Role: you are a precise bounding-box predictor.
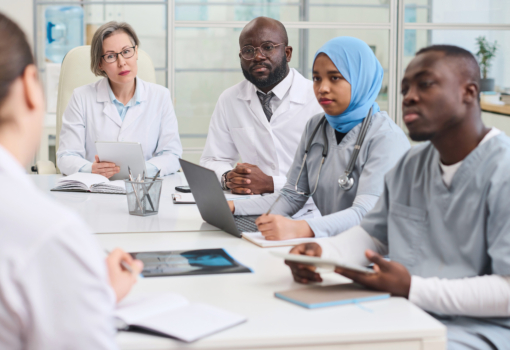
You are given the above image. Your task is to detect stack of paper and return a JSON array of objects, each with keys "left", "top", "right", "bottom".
[{"left": 51, "top": 173, "right": 126, "bottom": 194}]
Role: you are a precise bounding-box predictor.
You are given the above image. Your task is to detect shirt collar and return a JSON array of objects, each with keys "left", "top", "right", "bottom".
[
  {"left": 0, "top": 144, "right": 31, "bottom": 184},
  {"left": 254, "top": 68, "right": 294, "bottom": 101},
  {"left": 107, "top": 77, "right": 141, "bottom": 107}
]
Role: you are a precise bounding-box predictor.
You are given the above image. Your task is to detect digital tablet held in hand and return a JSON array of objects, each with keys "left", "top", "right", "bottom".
[
  {"left": 271, "top": 251, "right": 375, "bottom": 275},
  {"left": 95, "top": 141, "right": 146, "bottom": 181}
]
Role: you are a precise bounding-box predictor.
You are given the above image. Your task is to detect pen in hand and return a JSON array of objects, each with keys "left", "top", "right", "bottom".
[
  {"left": 104, "top": 249, "right": 136, "bottom": 275},
  {"left": 265, "top": 193, "right": 282, "bottom": 215}
]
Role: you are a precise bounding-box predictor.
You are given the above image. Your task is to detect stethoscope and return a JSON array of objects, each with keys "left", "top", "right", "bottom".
[{"left": 294, "top": 107, "right": 373, "bottom": 196}]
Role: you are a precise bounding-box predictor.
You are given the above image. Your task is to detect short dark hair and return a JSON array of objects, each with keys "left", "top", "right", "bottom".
[
  {"left": 416, "top": 44, "right": 480, "bottom": 87},
  {"left": 0, "top": 12, "right": 34, "bottom": 111}
]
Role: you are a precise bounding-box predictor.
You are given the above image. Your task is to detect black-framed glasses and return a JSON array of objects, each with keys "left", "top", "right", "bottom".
[
  {"left": 101, "top": 46, "right": 136, "bottom": 63},
  {"left": 240, "top": 42, "right": 284, "bottom": 60}
]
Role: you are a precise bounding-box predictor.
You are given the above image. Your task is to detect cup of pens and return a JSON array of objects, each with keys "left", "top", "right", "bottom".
[{"left": 124, "top": 168, "right": 163, "bottom": 216}]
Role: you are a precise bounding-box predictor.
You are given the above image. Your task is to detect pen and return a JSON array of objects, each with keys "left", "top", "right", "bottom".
[
  {"left": 265, "top": 193, "right": 282, "bottom": 215},
  {"left": 128, "top": 166, "right": 144, "bottom": 213},
  {"left": 140, "top": 169, "right": 161, "bottom": 209},
  {"left": 104, "top": 249, "right": 133, "bottom": 273}
]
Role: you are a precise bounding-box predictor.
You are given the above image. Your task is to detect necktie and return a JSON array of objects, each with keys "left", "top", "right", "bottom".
[{"left": 257, "top": 91, "right": 274, "bottom": 122}]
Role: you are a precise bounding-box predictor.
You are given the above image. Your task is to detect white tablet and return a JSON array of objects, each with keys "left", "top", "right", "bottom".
[
  {"left": 95, "top": 141, "right": 146, "bottom": 181},
  {"left": 271, "top": 251, "right": 375, "bottom": 275}
]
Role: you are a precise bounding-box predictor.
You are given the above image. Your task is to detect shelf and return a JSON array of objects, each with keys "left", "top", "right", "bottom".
[{"left": 481, "top": 102, "right": 510, "bottom": 116}]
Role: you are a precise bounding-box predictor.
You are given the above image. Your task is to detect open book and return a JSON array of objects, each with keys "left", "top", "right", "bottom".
[
  {"left": 115, "top": 293, "right": 246, "bottom": 342},
  {"left": 51, "top": 173, "right": 126, "bottom": 194},
  {"left": 242, "top": 231, "right": 316, "bottom": 248}
]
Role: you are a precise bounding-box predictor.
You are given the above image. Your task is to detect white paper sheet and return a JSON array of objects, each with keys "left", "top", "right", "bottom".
[{"left": 242, "top": 232, "right": 317, "bottom": 248}]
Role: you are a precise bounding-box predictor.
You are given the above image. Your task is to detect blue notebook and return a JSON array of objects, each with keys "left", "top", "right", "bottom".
[{"left": 275, "top": 283, "right": 390, "bottom": 309}]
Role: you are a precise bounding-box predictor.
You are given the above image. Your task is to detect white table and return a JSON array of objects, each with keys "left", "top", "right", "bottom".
[
  {"left": 29, "top": 174, "right": 219, "bottom": 234},
  {"left": 97, "top": 231, "right": 447, "bottom": 350}
]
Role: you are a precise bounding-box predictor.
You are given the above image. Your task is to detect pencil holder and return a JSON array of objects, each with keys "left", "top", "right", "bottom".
[{"left": 124, "top": 179, "right": 163, "bottom": 216}]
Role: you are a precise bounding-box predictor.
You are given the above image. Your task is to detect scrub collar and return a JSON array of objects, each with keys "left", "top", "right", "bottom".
[{"left": 314, "top": 36, "right": 383, "bottom": 133}]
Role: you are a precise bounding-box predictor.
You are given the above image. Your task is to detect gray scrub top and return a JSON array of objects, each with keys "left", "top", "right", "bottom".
[
  {"left": 361, "top": 134, "right": 510, "bottom": 346},
  {"left": 235, "top": 111, "right": 410, "bottom": 237}
]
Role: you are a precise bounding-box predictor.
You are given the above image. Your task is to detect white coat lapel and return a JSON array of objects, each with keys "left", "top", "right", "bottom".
[
  {"left": 102, "top": 103, "right": 122, "bottom": 128},
  {"left": 96, "top": 78, "right": 122, "bottom": 127},
  {"left": 121, "top": 78, "right": 147, "bottom": 130}
]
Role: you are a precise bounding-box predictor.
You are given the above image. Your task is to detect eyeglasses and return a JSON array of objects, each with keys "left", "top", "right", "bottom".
[
  {"left": 101, "top": 46, "right": 136, "bottom": 63},
  {"left": 240, "top": 42, "right": 284, "bottom": 60}
]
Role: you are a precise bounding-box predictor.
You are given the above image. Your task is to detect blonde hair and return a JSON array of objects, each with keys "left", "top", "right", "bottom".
[{"left": 90, "top": 21, "right": 139, "bottom": 77}]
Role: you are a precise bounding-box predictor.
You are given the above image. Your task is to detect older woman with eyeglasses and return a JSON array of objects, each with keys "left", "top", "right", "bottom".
[{"left": 57, "top": 21, "right": 182, "bottom": 177}]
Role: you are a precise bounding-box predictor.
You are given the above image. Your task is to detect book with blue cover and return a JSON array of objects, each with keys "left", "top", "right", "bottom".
[{"left": 275, "top": 283, "right": 390, "bottom": 309}]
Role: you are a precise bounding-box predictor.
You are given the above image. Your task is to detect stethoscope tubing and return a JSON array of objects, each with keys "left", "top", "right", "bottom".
[{"left": 294, "top": 107, "right": 374, "bottom": 195}]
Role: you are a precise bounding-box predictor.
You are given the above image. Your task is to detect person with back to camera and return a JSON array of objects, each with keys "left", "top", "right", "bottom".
[
  {"left": 0, "top": 13, "right": 143, "bottom": 349},
  {"left": 228, "top": 37, "right": 410, "bottom": 240},
  {"left": 57, "top": 21, "right": 182, "bottom": 177}
]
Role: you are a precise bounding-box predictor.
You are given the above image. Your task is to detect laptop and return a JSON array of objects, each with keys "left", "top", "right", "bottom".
[{"left": 179, "top": 159, "right": 259, "bottom": 238}]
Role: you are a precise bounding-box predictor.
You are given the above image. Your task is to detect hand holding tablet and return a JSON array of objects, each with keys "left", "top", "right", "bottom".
[{"left": 271, "top": 251, "right": 375, "bottom": 275}]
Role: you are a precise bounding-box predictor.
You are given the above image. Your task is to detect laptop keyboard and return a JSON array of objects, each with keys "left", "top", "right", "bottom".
[{"left": 234, "top": 216, "right": 258, "bottom": 232}]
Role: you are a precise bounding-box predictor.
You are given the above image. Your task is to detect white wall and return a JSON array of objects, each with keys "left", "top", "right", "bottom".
[{"left": 0, "top": 0, "right": 34, "bottom": 48}]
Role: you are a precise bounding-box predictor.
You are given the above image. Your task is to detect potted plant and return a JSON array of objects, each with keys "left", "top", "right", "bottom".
[{"left": 475, "top": 36, "right": 498, "bottom": 92}]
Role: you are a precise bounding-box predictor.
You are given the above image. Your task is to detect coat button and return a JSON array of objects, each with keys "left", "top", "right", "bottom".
[{"left": 271, "top": 164, "right": 276, "bottom": 170}]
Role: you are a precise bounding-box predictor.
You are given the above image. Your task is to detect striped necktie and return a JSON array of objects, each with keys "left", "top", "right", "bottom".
[{"left": 257, "top": 91, "right": 274, "bottom": 122}]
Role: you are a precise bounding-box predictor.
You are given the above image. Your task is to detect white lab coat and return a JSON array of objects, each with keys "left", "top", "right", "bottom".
[
  {"left": 57, "top": 77, "right": 182, "bottom": 176},
  {"left": 0, "top": 145, "right": 117, "bottom": 349},
  {"left": 200, "top": 68, "right": 323, "bottom": 215}
]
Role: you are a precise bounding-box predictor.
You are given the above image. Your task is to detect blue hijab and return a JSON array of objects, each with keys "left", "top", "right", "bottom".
[{"left": 314, "top": 36, "right": 383, "bottom": 133}]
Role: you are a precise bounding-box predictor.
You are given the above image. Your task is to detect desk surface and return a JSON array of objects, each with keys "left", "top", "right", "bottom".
[
  {"left": 481, "top": 101, "right": 510, "bottom": 116},
  {"left": 97, "top": 231, "right": 446, "bottom": 350},
  {"left": 29, "top": 174, "right": 219, "bottom": 234}
]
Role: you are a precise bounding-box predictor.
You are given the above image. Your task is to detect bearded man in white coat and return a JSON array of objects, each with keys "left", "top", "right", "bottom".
[{"left": 200, "top": 17, "right": 323, "bottom": 218}]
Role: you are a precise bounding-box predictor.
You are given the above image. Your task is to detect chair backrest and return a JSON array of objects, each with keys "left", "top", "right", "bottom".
[{"left": 55, "top": 45, "right": 156, "bottom": 171}]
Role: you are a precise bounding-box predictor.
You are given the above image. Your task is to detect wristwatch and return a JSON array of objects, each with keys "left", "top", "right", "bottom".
[{"left": 221, "top": 170, "right": 231, "bottom": 190}]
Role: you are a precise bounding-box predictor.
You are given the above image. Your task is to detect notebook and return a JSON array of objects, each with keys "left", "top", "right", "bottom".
[
  {"left": 51, "top": 173, "right": 126, "bottom": 194},
  {"left": 115, "top": 293, "right": 247, "bottom": 342},
  {"left": 242, "top": 232, "right": 316, "bottom": 248},
  {"left": 172, "top": 192, "right": 251, "bottom": 204},
  {"left": 275, "top": 283, "right": 390, "bottom": 309}
]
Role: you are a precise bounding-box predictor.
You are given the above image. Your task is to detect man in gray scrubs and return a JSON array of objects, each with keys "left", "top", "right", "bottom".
[{"left": 286, "top": 45, "right": 510, "bottom": 349}]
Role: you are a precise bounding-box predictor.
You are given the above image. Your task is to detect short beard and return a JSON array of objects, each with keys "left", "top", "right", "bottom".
[
  {"left": 409, "top": 131, "right": 434, "bottom": 142},
  {"left": 242, "top": 56, "right": 288, "bottom": 89}
]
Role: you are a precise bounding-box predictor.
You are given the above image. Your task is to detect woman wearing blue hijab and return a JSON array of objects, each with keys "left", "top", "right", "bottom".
[{"left": 229, "top": 36, "right": 410, "bottom": 240}]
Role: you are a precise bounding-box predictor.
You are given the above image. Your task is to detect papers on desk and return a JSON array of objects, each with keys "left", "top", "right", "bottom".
[
  {"left": 172, "top": 192, "right": 251, "bottom": 204},
  {"left": 115, "top": 293, "right": 247, "bottom": 342},
  {"left": 51, "top": 173, "right": 126, "bottom": 194},
  {"left": 242, "top": 232, "right": 316, "bottom": 248}
]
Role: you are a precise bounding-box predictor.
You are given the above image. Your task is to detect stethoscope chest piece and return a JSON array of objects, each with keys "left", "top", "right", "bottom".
[{"left": 338, "top": 173, "right": 354, "bottom": 191}]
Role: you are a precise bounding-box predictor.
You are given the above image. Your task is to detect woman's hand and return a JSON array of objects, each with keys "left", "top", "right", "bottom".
[
  {"left": 92, "top": 155, "right": 120, "bottom": 178},
  {"left": 106, "top": 248, "right": 144, "bottom": 302},
  {"left": 285, "top": 243, "right": 323, "bottom": 284},
  {"left": 255, "top": 214, "right": 314, "bottom": 240}
]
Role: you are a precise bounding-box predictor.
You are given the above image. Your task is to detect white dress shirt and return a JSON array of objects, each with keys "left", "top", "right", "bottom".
[
  {"left": 57, "top": 77, "right": 182, "bottom": 177},
  {"left": 0, "top": 145, "right": 118, "bottom": 349},
  {"left": 200, "top": 68, "right": 324, "bottom": 216}
]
